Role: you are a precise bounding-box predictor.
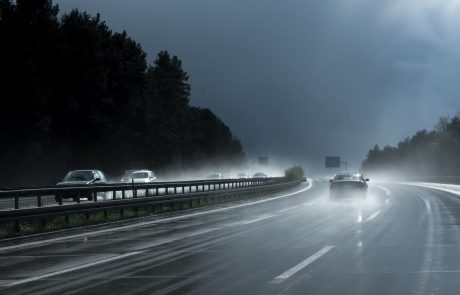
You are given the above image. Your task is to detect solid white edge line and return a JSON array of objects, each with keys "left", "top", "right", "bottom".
[
  {"left": 374, "top": 185, "right": 391, "bottom": 196},
  {"left": 2, "top": 251, "right": 142, "bottom": 287},
  {"left": 365, "top": 210, "right": 381, "bottom": 222},
  {"left": 272, "top": 246, "right": 334, "bottom": 283},
  {"left": 403, "top": 182, "right": 460, "bottom": 197},
  {"left": 0, "top": 180, "right": 313, "bottom": 253}
]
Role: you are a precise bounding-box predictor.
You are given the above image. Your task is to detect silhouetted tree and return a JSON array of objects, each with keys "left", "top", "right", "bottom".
[
  {"left": 362, "top": 116, "right": 460, "bottom": 176},
  {"left": 0, "top": 1, "right": 245, "bottom": 187}
]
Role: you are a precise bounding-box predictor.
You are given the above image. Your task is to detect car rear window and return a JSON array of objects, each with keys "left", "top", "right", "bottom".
[{"left": 334, "top": 174, "right": 361, "bottom": 181}]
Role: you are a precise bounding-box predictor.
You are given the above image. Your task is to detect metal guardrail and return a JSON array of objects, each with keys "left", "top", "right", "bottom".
[
  {"left": 0, "top": 177, "right": 306, "bottom": 236},
  {"left": 0, "top": 177, "right": 297, "bottom": 212}
]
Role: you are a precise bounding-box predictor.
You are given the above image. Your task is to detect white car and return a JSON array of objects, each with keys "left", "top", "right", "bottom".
[
  {"left": 253, "top": 172, "right": 268, "bottom": 178},
  {"left": 206, "top": 173, "right": 223, "bottom": 180},
  {"left": 237, "top": 172, "right": 250, "bottom": 179},
  {"left": 128, "top": 170, "right": 157, "bottom": 183}
]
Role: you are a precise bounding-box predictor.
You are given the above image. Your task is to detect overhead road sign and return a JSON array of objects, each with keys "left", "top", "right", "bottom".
[{"left": 325, "top": 156, "right": 340, "bottom": 168}]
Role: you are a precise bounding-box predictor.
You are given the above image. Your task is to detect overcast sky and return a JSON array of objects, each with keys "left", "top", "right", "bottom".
[{"left": 56, "top": 0, "right": 460, "bottom": 172}]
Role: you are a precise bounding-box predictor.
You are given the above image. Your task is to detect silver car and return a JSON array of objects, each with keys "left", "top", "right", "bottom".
[
  {"left": 253, "top": 172, "right": 268, "bottom": 178},
  {"left": 206, "top": 173, "right": 223, "bottom": 180},
  {"left": 237, "top": 172, "right": 250, "bottom": 179},
  {"left": 128, "top": 170, "right": 157, "bottom": 183}
]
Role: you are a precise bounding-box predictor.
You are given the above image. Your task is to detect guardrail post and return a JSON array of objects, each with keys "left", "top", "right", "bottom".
[
  {"left": 37, "top": 194, "right": 42, "bottom": 207},
  {"left": 155, "top": 187, "right": 158, "bottom": 196},
  {"left": 122, "top": 189, "right": 126, "bottom": 199},
  {"left": 14, "top": 194, "right": 19, "bottom": 209},
  {"left": 113, "top": 190, "right": 116, "bottom": 200},
  {"left": 165, "top": 186, "right": 169, "bottom": 195},
  {"left": 146, "top": 188, "right": 149, "bottom": 198},
  {"left": 93, "top": 191, "right": 97, "bottom": 202}
]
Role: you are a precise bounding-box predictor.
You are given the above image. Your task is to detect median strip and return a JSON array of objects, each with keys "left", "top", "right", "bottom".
[{"left": 0, "top": 181, "right": 312, "bottom": 252}]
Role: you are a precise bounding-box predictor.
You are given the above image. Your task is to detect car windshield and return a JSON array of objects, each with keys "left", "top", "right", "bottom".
[
  {"left": 132, "top": 172, "right": 148, "bottom": 179},
  {"left": 63, "top": 171, "right": 93, "bottom": 182}
]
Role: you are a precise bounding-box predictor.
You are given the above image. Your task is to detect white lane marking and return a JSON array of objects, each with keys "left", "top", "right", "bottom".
[
  {"left": 303, "top": 200, "right": 319, "bottom": 207},
  {"left": 364, "top": 210, "right": 381, "bottom": 222},
  {"left": 375, "top": 185, "right": 391, "bottom": 196},
  {"left": 239, "top": 214, "right": 276, "bottom": 225},
  {"left": 413, "top": 192, "right": 433, "bottom": 215},
  {"left": 272, "top": 246, "right": 335, "bottom": 283},
  {"left": 0, "top": 181, "right": 313, "bottom": 253},
  {"left": 278, "top": 207, "right": 297, "bottom": 213},
  {"left": 2, "top": 226, "right": 224, "bottom": 287},
  {"left": 2, "top": 251, "right": 142, "bottom": 287},
  {"left": 224, "top": 214, "right": 276, "bottom": 227}
]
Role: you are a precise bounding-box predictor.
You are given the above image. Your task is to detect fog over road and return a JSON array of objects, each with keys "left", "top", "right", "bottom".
[{"left": 1, "top": 180, "right": 460, "bottom": 294}]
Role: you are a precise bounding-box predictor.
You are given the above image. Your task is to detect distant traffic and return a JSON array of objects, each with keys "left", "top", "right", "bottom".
[{"left": 55, "top": 169, "right": 271, "bottom": 192}]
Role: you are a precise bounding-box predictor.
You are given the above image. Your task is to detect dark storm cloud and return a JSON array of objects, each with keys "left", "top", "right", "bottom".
[{"left": 56, "top": 0, "right": 460, "bottom": 172}]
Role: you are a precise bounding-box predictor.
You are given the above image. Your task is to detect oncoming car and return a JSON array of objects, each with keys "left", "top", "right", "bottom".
[
  {"left": 120, "top": 170, "right": 136, "bottom": 183},
  {"left": 55, "top": 170, "right": 107, "bottom": 202},
  {"left": 206, "top": 173, "right": 223, "bottom": 180},
  {"left": 253, "top": 172, "right": 268, "bottom": 178},
  {"left": 329, "top": 172, "right": 369, "bottom": 200},
  {"left": 130, "top": 170, "right": 157, "bottom": 183},
  {"left": 237, "top": 172, "right": 250, "bottom": 179}
]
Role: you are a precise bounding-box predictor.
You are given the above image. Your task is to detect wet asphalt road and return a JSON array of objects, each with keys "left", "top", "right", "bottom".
[{"left": 1, "top": 179, "right": 460, "bottom": 294}]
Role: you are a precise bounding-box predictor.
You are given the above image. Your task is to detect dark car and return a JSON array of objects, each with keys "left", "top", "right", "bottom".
[
  {"left": 329, "top": 172, "right": 369, "bottom": 200},
  {"left": 55, "top": 170, "right": 107, "bottom": 202}
]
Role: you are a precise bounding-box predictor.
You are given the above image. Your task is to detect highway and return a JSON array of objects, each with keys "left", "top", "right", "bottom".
[{"left": 1, "top": 179, "right": 460, "bottom": 294}]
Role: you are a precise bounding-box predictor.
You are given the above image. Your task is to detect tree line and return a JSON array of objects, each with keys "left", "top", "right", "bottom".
[
  {"left": 0, "top": 0, "right": 245, "bottom": 186},
  {"left": 362, "top": 115, "right": 460, "bottom": 176}
]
